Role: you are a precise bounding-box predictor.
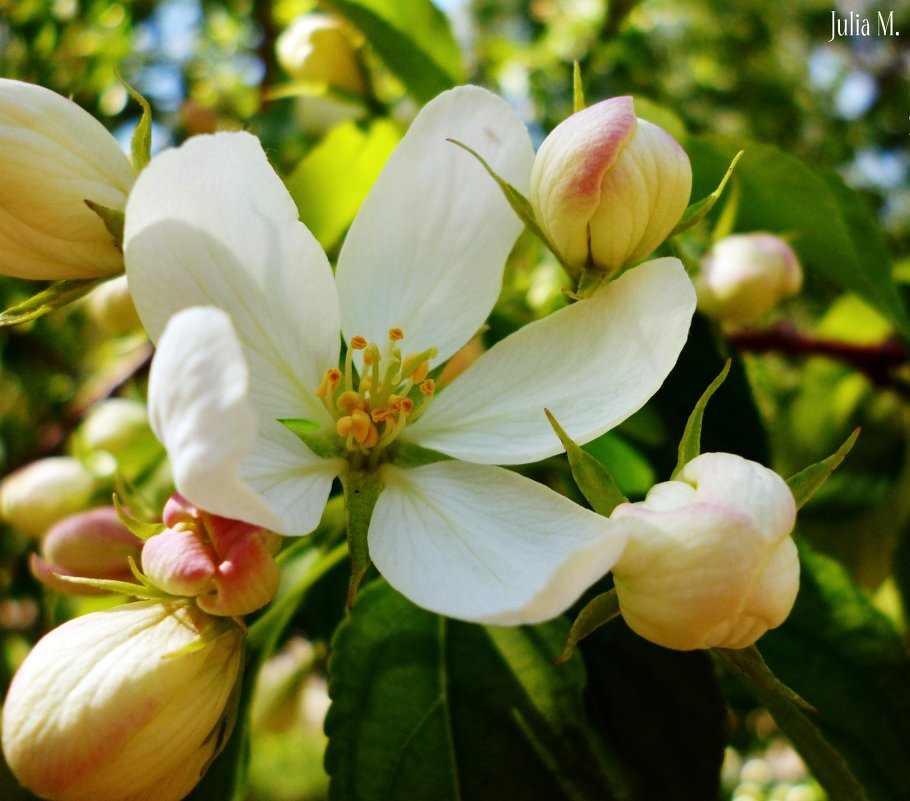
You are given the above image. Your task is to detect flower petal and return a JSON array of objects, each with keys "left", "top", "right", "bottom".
[
  {"left": 335, "top": 86, "right": 534, "bottom": 364},
  {"left": 369, "top": 461, "right": 627, "bottom": 624},
  {"left": 149, "top": 307, "right": 341, "bottom": 534},
  {"left": 407, "top": 258, "right": 695, "bottom": 464},
  {"left": 125, "top": 131, "right": 340, "bottom": 429}
]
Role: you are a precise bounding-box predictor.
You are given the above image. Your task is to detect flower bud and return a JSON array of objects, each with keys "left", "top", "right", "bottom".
[
  {"left": 0, "top": 457, "right": 96, "bottom": 539},
  {"left": 277, "top": 14, "right": 365, "bottom": 96},
  {"left": 0, "top": 79, "right": 135, "bottom": 280},
  {"left": 85, "top": 275, "right": 144, "bottom": 335},
  {"left": 1, "top": 601, "right": 243, "bottom": 801},
  {"left": 30, "top": 506, "right": 143, "bottom": 594},
  {"left": 530, "top": 96, "right": 691, "bottom": 277},
  {"left": 695, "top": 233, "right": 803, "bottom": 324},
  {"left": 78, "top": 398, "right": 158, "bottom": 475},
  {"left": 142, "top": 494, "right": 282, "bottom": 616},
  {"left": 610, "top": 453, "right": 799, "bottom": 651}
]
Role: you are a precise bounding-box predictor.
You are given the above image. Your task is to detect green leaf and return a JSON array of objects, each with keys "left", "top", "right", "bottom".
[
  {"left": 121, "top": 76, "right": 153, "bottom": 172},
  {"left": 322, "top": 0, "right": 463, "bottom": 103},
  {"left": 787, "top": 428, "right": 860, "bottom": 509},
  {"left": 545, "top": 409, "right": 627, "bottom": 516},
  {"left": 0, "top": 277, "right": 105, "bottom": 327},
  {"left": 687, "top": 136, "right": 910, "bottom": 338},
  {"left": 113, "top": 493, "right": 165, "bottom": 540},
  {"left": 326, "top": 581, "right": 617, "bottom": 801},
  {"left": 758, "top": 544, "right": 910, "bottom": 801},
  {"left": 672, "top": 358, "right": 731, "bottom": 478},
  {"left": 670, "top": 150, "right": 743, "bottom": 236},
  {"left": 716, "top": 644, "right": 868, "bottom": 801},
  {"left": 285, "top": 119, "right": 400, "bottom": 252},
  {"left": 582, "top": 622, "right": 726, "bottom": 801},
  {"left": 557, "top": 589, "right": 620, "bottom": 663},
  {"left": 448, "top": 139, "right": 572, "bottom": 274},
  {"left": 582, "top": 432, "right": 656, "bottom": 498}
]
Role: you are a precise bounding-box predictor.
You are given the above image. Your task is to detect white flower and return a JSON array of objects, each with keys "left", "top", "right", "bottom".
[
  {"left": 0, "top": 79, "right": 134, "bottom": 279},
  {"left": 124, "top": 86, "right": 696, "bottom": 625},
  {"left": 1, "top": 601, "right": 243, "bottom": 801},
  {"left": 610, "top": 452, "right": 800, "bottom": 651}
]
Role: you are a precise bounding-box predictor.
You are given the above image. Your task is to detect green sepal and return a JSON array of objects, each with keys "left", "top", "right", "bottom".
[
  {"left": 572, "top": 60, "right": 585, "bottom": 112},
  {"left": 120, "top": 73, "right": 153, "bottom": 172},
  {"left": 386, "top": 438, "right": 451, "bottom": 468},
  {"left": 50, "top": 572, "right": 173, "bottom": 600},
  {"left": 556, "top": 589, "right": 621, "bottom": 664},
  {"left": 340, "top": 469, "right": 383, "bottom": 608},
  {"left": 787, "top": 428, "right": 860, "bottom": 510},
  {"left": 545, "top": 408, "right": 627, "bottom": 516},
  {"left": 446, "top": 138, "right": 574, "bottom": 275},
  {"left": 164, "top": 614, "right": 245, "bottom": 660},
  {"left": 670, "top": 150, "right": 744, "bottom": 236},
  {"left": 113, "top": 493, "right": 166, "bottom": 540},
  {"left": 671, "top": 358, "right": 731, "bottom": 478},
  {"left": 84, "top": 200, "right": 125, "bottom": 250},
  {"left": 0, "top": 278, "right": 105, "bottom": 327},
  {"left": 714, "top": 646, "right": 870, "bottom": 801},
  {"left": 278, "top": 418, "right": 346, "bottom": 459}
]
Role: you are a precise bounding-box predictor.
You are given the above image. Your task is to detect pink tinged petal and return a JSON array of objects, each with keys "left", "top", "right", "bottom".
[
  {"left": 407, "top": 258, "right": 696, "bottom": 465},
  {"left": 142, "top": 527, "right": 217, "bottom": 597},
  {"left": 335, "top": 86, "right": 535, "bottom": 365},
  {"left": 0, "top": 78, "right": 134, "bottom": 279},
  {"left": 124, "top": 131, "right": 341, "bottom": 430},
  {"left": 529, "top": 96, "right": 637, "bottom": 268},
  {"left": 148, "top": 307, "right": 287, "bottom": 532},
  {"left": 370, "top": 461, "right": 628, "bottom": 625},
  {"left": 199, "top": 524, "right": 281, "bottom": 616}
]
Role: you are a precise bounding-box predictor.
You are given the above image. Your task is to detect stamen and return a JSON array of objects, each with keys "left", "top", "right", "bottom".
[
  {"left": 350, "top": 336, "right": 368, "bottom": 350},
  {"left": 419, "top": 379, "right": 436, "bottom": 396},
  {"left": 337, "top": 391, "right": 366, "bottom": 413},
  {"left": 316, "top": 368, "right": 342, "bottom": 398},
  {"left": 388, "top": 327, "right": 404, "bottom": 342}
]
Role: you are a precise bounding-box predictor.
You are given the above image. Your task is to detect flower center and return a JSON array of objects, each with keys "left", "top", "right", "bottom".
[{"left": 316, "top": 328, "right": 437, "bottom": 467}]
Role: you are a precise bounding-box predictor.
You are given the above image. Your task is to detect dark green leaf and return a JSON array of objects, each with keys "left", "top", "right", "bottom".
[
  {"left": 758, "top": 544, "right": 910, "bottom": 801},
  {"left": 787, "top": 428, "right": 860, "bottom": 509},
  {"left": 672, "top": 358, "right": 731, "bottom": 478},
  {"left": 0, "top": 278, "right": 104, "bottom": 327},
  {"left": 545, "top": 409, "right": 627, "bottom": 516},
  {"left": 326, "top": 581, "right": 617, "bottom": 801},
  {"left": 687, "top": 137, "right": 910, "bottom": 337},
  {"left": 322, "top": 0, "right": 463, "bottom": 103},
  {"left": 670, "top": 151, "right": 743, "bottom": 236}
]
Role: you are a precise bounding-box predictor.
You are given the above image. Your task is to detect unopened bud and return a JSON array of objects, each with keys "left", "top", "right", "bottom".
[
  {"left": 30, "top": 506, "right": 143, "bottom": 594},
  {"left": 277, "top": 14, "right": 365, "bottom": 96},
  {"left": 610, "top": 453, "right": 799, "bottom": 651},
  {"left": 1, "top": 601, "right": 243, "bottom": 801},
  {"left": 85, "top": 275, "right": 144, "bottom": 335},
  {"left": 0, "top": 457, "right": 96, "bottom": 539},
  {"left": 696, "top": 233, "right": 803, "bottom": 324},
  {"left": 143, "top": 494, "right": 282, "bottom": 616},
  {"left": 78, "top": 397, "right": 157, "bottom": 473},
  {"left": 530, "top": 96, "right": 691, "bottom": 277},
  {"left": 0, "top": 79, "right": 134, "bottom": 280}
]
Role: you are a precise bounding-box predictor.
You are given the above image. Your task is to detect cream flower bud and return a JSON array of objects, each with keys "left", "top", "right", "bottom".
[
  {"left": 79, "top": 398, "right": 155, "bottom": 460},
  {"left": 142, "top": 494, "right": 282, "bottom": 616},
  {"left": 530, "top": 96, "right": 692, "bottom": 276},
  {"left": 85, "top": 275, "right": 144, "bottom": 334},
  {"left": 696, "top": 233, "right": 803, "bottom": 323},
  {"left": 610, "top": 453, "right": 799, "bottom": 651},
  {"left": 30, "top": 506, "right": 143, "bottom": 594},
  {"left": 0, "top": 79, "right": 135, "bottom": 279},
  {"left": 1, "top": 601, "right": 243, "bottom": 801},
  {"left": 0, "top": 457, "right": 96, "bottom": 539},
  {"left": 276, "top": 14, "right": 365, "bottom": 96}
]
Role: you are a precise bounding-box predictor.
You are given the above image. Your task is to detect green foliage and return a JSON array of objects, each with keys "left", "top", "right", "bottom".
[
  {"left": 0, "top": 279, "right": 104, "bottom": 328},
  {"left": 325, "top": 580, "right": 617, "bottom": 801},
  {"left": 672, "top": 359, "right": 731, "bottom": 478}
]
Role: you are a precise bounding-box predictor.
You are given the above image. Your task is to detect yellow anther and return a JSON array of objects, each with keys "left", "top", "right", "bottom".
[
  {"left": 338, "top": 409, "right": 374, "bottom": 444},
  {"left": 363, "top": 350, "right": 373, "bottom": 366},
  {"left": 316, "top": 368, "right": 342, "bottom": 398},
  {"left": 420, "top": 379, "right": 436, "bottom": 396},
  {"left": 336, "top": 416, "right": 355, "bottom": 438},
  {"left": 350, "top": 336, "right": 368, "bottom": 350},
  {"left": 371, "top": 408, "right": 393, "bottom": 423},
  {"left": 388, "top": 328, "right": 404, "bottom": 342},
  {"left": 389, "top": 395, "right": 414, "bottom": 415},
  {"left": 359, "top": 376, "right": 373, "bottom": 393},
  {"left": 402, "top": 354, "right": 430, "bottom": 383},
  {"left": 337, "top": 390, "right": 366, "bottom": 413},
  {"left": 362, "top": 424, "right": 380, "bottom": 449}
]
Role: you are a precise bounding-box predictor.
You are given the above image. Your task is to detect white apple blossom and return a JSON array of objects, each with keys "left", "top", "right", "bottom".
[{"left": 124, "top": 86, "right": 696, "bottom": 625}]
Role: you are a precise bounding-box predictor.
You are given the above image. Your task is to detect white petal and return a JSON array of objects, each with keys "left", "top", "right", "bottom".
[
  {"left": 125, "top": 132, "right": 340, "bottom": 429},
  {"left": 407, "top": 258, "right": 695, "bottom": 464},
  {"left": 369, "top": 461, "right": 627, "bottom": 624},
  {"left": 149, "top": 308, "right": 341, "bottom": 534},
  {"left": 335, "top": 86, "right": 534, "bottom": 364}
]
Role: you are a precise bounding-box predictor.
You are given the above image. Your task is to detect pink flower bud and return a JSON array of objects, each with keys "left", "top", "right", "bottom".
[
  {"left": 1, "top": 601, "right": 243, "bottom": 801},
  {"left": 696, "top": 233, "right": 803, "bottom": 323},
  {"left": 30, "top": 506, "right": 143, "bottom": 594},
  {"left": 530, "top": 96, "right": 692, "bottom": 276},
  {"left": 610, "top": 453, "right": 799, "bottom": 651},
  {"left": 142, "top": 494, "right": 281, "bottom": 616}
]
